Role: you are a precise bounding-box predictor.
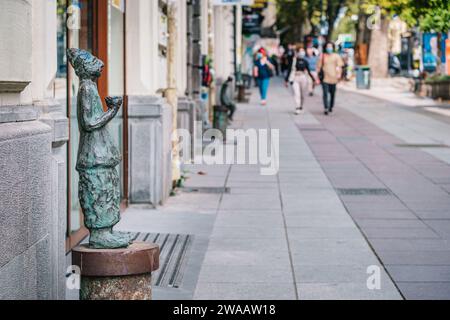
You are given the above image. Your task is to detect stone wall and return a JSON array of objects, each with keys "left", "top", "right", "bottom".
[
  {"left": 0, "top": 0, "right": 67, "bottom": 299},
  {"left": 0, "top": 121, "right": 52, "bottom": 299}
]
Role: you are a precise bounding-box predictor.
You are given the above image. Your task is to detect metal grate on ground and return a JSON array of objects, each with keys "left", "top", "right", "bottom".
[
  {"left": 298, "top": 127, "right": 327, "bottom": 131},
  {"left": 181, "top": 186, "right": 230, "bottom": 194},
  {"left": 395, "top": 143, "right": 449, "bottom": 148},
  {"left": 337, "top": 188, "right": 393, "bottom": 196},
  {"left": 130, "top": 232, "right": 193, "bottom": 288}
]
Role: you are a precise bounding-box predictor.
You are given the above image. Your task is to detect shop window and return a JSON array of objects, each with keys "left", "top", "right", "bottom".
[{"left": 57, "top": 0, "right": 128, "bottom": 251}]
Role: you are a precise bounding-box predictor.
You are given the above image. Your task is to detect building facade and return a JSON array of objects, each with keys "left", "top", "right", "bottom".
[{"left": 0, "top": 0, "right": 241, "bottom": 300}]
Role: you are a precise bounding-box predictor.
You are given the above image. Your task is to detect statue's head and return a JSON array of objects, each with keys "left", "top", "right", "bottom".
[{"left": 67, "top": 48, "right": 104, "bottom": 80}]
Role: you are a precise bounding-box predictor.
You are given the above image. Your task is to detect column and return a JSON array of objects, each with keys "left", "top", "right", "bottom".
[{"left": 126, "top": 0, "right": 173, "bottom": 206}]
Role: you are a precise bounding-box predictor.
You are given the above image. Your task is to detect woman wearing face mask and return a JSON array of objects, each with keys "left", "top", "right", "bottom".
[
  {"left": 304, "top": 46, "right": 319, "bottom": 96},
  {"left": 287, "top": 46, "right": 316, "bottom": 115},
  {"left": 317, "top": 42, "right": 344, "bottom": 115},
  {"left": 253, "top": 50, "right": 275, "bottom": 106}
]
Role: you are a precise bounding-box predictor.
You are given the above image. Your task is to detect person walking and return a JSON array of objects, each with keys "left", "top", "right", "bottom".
[
  {"left": 270, "top": 54, "right": 280, "bottom": 76},
  {"left": 304, "top": 46, "right": 319, "bottom": 96},
  {"left": 287, "top": 46, "right": 316, "bottom": 115},
  {"left": 253, "top": 51, "right": 275, "bottom": 106},
  {"left": 317, "top": 42, "right": 344, "bottom": 115},
  {"left": 282, "top": 44, "right": 296, "bottom": 86},
  {"left": 220, "top": 76, "right": 236, "bottom": 121}
]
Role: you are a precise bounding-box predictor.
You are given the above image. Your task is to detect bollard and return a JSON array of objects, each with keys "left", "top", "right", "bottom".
[{"left": 237, "top": 84, "right": 248, "bottom": 103}]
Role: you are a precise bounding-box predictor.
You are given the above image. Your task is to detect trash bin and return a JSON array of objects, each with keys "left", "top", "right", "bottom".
[
  {"left": 237, "top": 84, "right": 247, "bottom": 102},
  {"left": 355, "top": 65, "right": 371, "bottom": 89},
  {"left": 242, "top": 74, "right": 252, "bottom": 89},
  {"left": 213, "top": 105, "right": 229, "bottom": 136}
]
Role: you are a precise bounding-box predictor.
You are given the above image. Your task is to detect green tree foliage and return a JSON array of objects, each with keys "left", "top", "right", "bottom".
[
  {"left": 325, "top": 0, "right": 347, "bottom": 38},
  {"left": 277, "top": 0, "right": 449, "bottom": 45},
  {"left": 276, "top": 0, "right": 309, "bottom": 44},
  {"left": 363, "top": 0, "right": 450, "bottom": 31},
  {"left": 415, "top": 0, "right": 450, "bottom": 33},
  {"left": 276, "top": 0, "right": 349, "bottom": 43}
]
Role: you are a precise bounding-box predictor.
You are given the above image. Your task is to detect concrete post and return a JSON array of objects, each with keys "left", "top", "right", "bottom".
[
  {"left": 208, "top": 3, "right": 216, "bottom": 124},
  {"left": 191, "top": 0, "right": 202, "bottom": 99},
  {"left": 167, "top": 1, "right": 180, "bottom": 183},
  {"left": 126, "top": 0, "right": 173, "bottom": 205},
  {"left": 32, "top": 0, "right": 68, "bottom": 299}
]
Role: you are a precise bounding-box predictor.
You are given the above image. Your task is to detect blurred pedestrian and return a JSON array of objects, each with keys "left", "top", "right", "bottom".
[
  {"left": 270, "top": 54, "right": 280, "bottom": 76},
  {"left": 253, "top": 51, "right": 275, "bottom": 106},
  {"left": 220, "top": 76, "right": 236, "bottom": 121},
  {"left": 282, "top": 44, "right": 296, "bottom": 84},
  {"left": 287, "top": 46, "right": 316, "bottom": 115},
  {"left": 304, "top": 46, "right": 319, "bottom": 96},
  {"left": 317, "top": 42, "right": 344, "bottom": 115}
]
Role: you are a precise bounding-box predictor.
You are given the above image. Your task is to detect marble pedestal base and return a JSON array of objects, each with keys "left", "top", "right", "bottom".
[{"left": 72, "top": 242, "right": 159, "bottom": 300}]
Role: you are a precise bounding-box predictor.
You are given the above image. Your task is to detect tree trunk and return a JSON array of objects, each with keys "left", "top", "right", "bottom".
[
  {"left": 355, "top": 13, "right": 370, "bottom": 65},
  {"left": 368, "top": 16, "right": 389, "bottom": 78},
  {"left": 436, "top": 32, "right": 443, "bottom": 75}
]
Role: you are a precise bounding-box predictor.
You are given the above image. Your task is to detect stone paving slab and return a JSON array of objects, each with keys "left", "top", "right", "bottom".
[
  {"left": 378, "top": 250, "right": 450, "bottom": 265},
  {"left": 360, "top": 227, "right": 440, "bottom": 239},
  {"left": 206, "top": 237, "right": 289, "bottom": 253},
  {"left": 386, "top": 265, "right": 450, "bottom": 282},
  {"left": 298, "top": 88, "right": 450, "bottom": 299},
  {"left": 287, "top": 227, "right": 365, "bottom": 239},
  {"left": 197, "top": 265, "right": 293, "bottom": 283},
  {"left": 214, "top": 213, "right": 285, "bottom": 227},
  {"left": 115, "top": 78, "right": 450, "bottom": 300},
  {"left": 210, "top": 226, "right": 286, "bottom": 239},
  {"left": 202, "top": 249, "right": 292, "bottom": 267},
  {"left": 194, "top": 79, "right": 402, "bottom": 300},
  {"left": 294, "top": 265, "right": 389, "bottom": 283},
  {"left": 194, "top": 283, "right": 297, "bottom": 300},
  {"left": 396, "top": 282, "right": 450, "bottom": 300},
  {"left": 297, "top": 282, "right": 401, "bottom": 300}
]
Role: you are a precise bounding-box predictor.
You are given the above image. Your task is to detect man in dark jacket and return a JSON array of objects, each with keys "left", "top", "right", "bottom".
[{"left": 220, "top": 77, "right": 236, "bottom": 121}]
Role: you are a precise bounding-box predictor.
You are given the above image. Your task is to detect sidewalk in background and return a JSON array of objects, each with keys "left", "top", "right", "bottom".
[
  {"left": 340, "top": 77, "right": 449, "bottom": 109},
  {"left": 116, "top": 76, "right": 450, "bottom": 300},
  {"left": 301, "top": 85, "right": 450, "bottom": 299},
  {"left": 117, "top": 78, "right": 404, "bottom": 300}
]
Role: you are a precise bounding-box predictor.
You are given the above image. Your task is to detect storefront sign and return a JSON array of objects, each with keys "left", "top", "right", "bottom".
[
  {"left": 422, "top": 32, "right": 449, "bottom": 73},
  {"left": 242, "top": 13, "right": 262, "bottom": 34},
  {"left": 213, "top": 0, "right": 254, "bottom": 5},
  {"left": 249, "top": 0, "right": 268, "bottom": 9}
]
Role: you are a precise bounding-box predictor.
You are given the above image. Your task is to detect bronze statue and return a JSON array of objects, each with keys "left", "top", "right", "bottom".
[{"left": 67, "top": 48, "right": 131, "bottom": 249}]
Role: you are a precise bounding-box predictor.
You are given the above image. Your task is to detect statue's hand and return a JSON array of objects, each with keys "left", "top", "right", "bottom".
[{"left": 105, "top": 96, "right": 123, "bottom": 111}]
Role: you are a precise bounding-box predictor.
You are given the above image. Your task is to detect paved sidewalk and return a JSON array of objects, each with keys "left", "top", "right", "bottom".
[
  {"left": 191, "top": 79, "right": 401, "bottom": 300},
  {"left": 307, "top": 87, "right": 450, "bottom": 299},
  {"left": 117, "top": 77, "right": 404, "bottom": 300},
  {"left": 340, "top": 77, "right": 444, "bottom": 108},
  {"left": 118, "top": 77, "right": 450, "bottom": 300},
  {"left": 339, "top": 84, "right": 450, "bottom": 167}
]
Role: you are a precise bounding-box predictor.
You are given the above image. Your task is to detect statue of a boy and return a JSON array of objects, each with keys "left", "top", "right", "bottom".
[{"left": 67, "top": 48, "right": 131, "bottom": 249}]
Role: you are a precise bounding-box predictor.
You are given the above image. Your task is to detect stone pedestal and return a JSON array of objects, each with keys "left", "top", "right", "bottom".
[
  {"left": 72, "top": 242, "right": 159, "bottom": 300},
  {"left": 127, "top": 95, "right": 173, "bottom": 206},
  {"left": 178, "top": 97, "right": 197, "bottom": 159}
]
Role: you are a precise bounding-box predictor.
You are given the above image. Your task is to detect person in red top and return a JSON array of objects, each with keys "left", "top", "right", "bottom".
[{"left": 253, "top": 50, "right": 275, "bottom": 106}]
